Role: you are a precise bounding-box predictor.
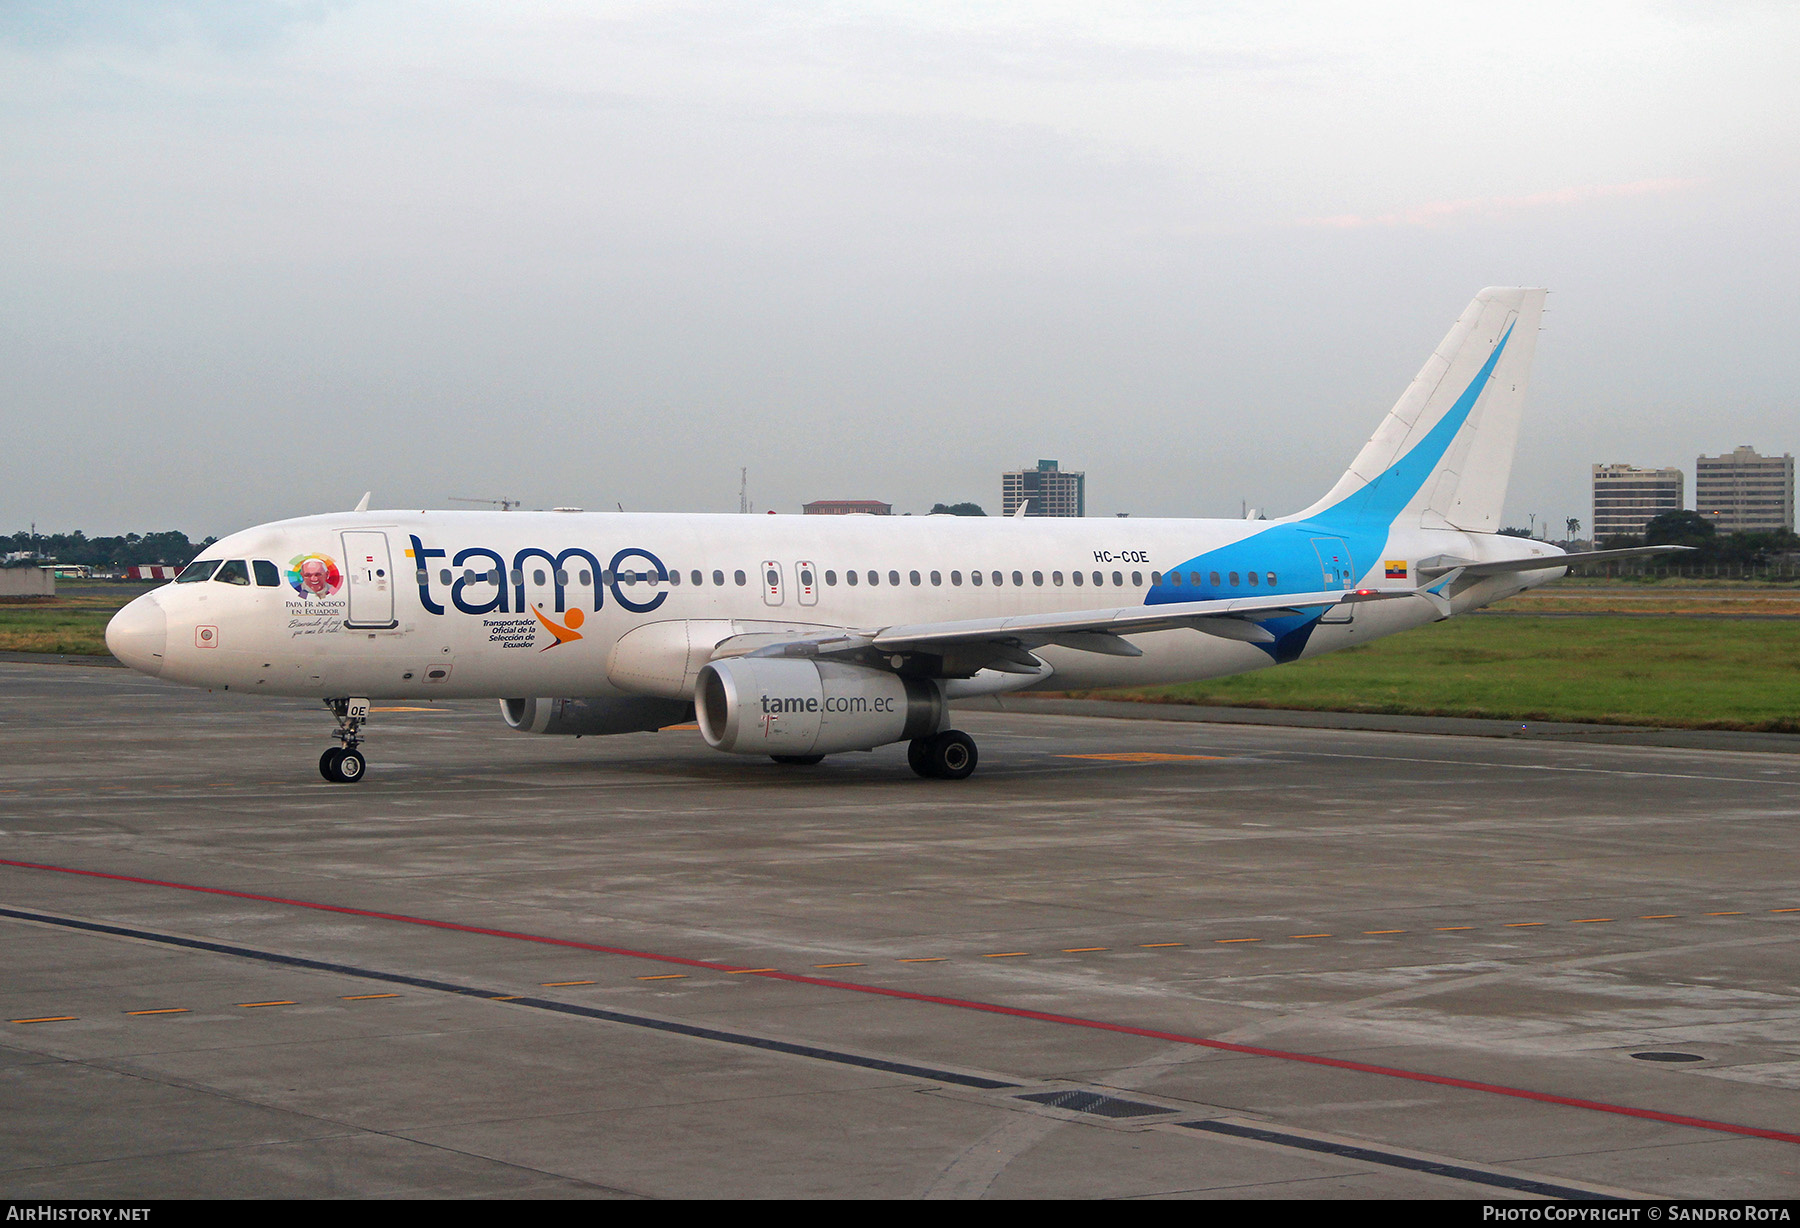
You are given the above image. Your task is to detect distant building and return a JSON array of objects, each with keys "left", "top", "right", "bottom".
[
  {"left": 0, "top": 566, "right": 54, "bottom": 598},
  {"left": 803, "top": 499, "right": 891, "bottom": 516},
  {"left": 1696, "top": 446, "right": 1794, "bottom": 534},
  {"left": 1591, "top": 464, "right": 1684, "bottom": 540},
  {"left": 1002, "top": 460, "right": 1085, "bottom": 518}
]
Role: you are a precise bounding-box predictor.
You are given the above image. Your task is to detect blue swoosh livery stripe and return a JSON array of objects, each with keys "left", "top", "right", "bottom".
[{"left": 1143, "top": 320, "right": 1515, "bottom": 661}]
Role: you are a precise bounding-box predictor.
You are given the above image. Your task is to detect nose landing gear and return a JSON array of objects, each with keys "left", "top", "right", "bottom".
[{"left": 320, "top": 697, "right": 370, "bottom": 783}]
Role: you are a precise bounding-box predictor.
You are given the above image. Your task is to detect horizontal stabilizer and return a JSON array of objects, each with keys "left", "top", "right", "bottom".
[{"left": 1417, "top": 545, "right": 1693, "bottom": 579}]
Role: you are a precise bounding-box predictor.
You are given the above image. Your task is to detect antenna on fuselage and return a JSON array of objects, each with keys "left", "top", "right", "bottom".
[{"left": 450, "top": 496, "right": 520, "bottom": 512}]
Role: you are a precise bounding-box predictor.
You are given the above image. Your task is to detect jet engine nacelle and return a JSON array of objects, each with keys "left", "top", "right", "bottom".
[
  {"left": 696, "top": 657, "right": 945, "bottom": 756},
  {"left": 500, "top": 695, "right": 693, "bottom": 736}
]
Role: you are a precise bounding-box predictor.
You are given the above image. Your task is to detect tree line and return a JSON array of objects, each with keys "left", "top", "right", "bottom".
[
  {"left": 1599, "top": 510, "right": 1800, "bottom": 566},
  {"left": 3, "top": 530, "right": 217, "bottom": 568}
]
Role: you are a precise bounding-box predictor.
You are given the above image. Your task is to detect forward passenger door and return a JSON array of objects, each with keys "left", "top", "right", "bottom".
[{"left": 341, "top": 530, "right": 399, "bottom": 629}]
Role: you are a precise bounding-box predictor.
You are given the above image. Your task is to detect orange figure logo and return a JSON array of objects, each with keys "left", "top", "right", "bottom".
[{"left": 530, "top": 604, "right": 584, "bottom": 650}]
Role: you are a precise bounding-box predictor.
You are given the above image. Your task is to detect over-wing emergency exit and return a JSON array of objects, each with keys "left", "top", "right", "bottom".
[{"left": 105, "top": 288, "right": 1680, "bottom": 781}]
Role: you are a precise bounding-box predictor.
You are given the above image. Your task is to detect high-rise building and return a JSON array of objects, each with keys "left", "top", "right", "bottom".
[
  {"left": 1695, "top": 446, "right": 1794, "bottom": 534},
  {"left": 1002, "top": 460, "right": 1085, "bottom": 518},
  {"left": 1591, "top": 464, "right": 1684, "bottom": 541}
]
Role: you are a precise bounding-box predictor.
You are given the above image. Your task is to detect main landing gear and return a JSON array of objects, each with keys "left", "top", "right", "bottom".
[
  {"left": 320, "top": 697, "right": 370, "bottom": 784},
  {"left": 908, "top": 730, "right": 978, "bottom": 780}
]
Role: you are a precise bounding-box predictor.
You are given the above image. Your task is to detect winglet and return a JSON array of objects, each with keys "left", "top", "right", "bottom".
[
  {"left": 1011, "top": 499, "right": 1029, "bottom": 519},
  {"left": 353, "top": 491, "right": 371, "bottom": 513}
]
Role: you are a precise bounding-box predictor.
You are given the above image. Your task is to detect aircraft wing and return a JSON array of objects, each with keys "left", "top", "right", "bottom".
[
  {"left": 871, "top": 588, "right": 1399, "bottom": 650},
  {"left": 710, "top": 588, "right": 1413, "bottom": 674}
]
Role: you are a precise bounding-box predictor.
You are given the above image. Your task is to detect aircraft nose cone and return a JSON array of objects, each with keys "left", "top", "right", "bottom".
[{"left": 106, "top": 593, "right": 167, "bottom": 677}]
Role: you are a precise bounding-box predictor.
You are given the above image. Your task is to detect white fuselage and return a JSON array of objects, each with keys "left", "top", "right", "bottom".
[{"left": 110, "top": 509, "right": 1556, "bottom": 701}]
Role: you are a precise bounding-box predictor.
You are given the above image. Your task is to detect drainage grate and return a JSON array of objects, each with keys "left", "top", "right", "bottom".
[
  {"left": 1015, "top": 1089, "right": 1172, "bottom": 1119},
  {"left": 1631, "top": 1051, "right": 1705, "bottom": 1063}
]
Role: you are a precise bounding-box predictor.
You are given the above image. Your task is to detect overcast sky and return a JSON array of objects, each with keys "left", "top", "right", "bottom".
[{"left": 4, "top": 1, "right": 1796, "bottom": 538}]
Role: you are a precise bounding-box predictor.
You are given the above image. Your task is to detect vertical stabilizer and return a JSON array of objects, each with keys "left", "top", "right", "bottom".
[{"left": 1294, "top": 287, "right": 1546, "bottom": 533}]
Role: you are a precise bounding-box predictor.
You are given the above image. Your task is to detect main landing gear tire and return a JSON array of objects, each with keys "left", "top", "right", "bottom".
[
  {"left": 320, "top": 747, "right": 366, "bottom": 783},
  {"left": 771, "top": 754, "right": 826, "bottom": 766},
  {"left": 908, "top": 730, "right": 978, "bottom": 780}
]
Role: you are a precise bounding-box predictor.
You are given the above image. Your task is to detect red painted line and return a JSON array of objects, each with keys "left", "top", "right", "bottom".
[{"left": 8, "top": 856, "right": 1800, "bottom": 1148}]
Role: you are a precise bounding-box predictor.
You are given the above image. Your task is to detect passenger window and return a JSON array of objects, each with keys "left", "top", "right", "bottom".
[
  {"left": 1092, "top": 571, "right": 1103, "bottom": 586},
  {"left": 510, "top": 569, "right": 523, "bottom": 585},
  {"left": 253, "top": 560, "right": 280, "bottom": 587},
  {"left": 439, "top": 569, "right": 452, "bottom": 585},
  {"left": 1267, "top": 572, "right": 1277, "bottom": 585},
  {"left": 950, "top": 571, "right": 962, "bottom": 586},
  {"left": 213, "top": 559, "right": 251, "bottom": 586},
  {"left": 1131, "top": 571, "right": 1141, "bottom": 586},
  {"left": 556, "top": 569, "right": 569, "bottom": 585},
  {"left": 1052, "top": 571, "right": 1063, "bottom": 586},
  {"left": 1247, "top": 571, "right": 1257, "bottom": 586},
  {"left": 971, "top": 570, "right": 983, "bottom": 586},
  {"left": 765, "top": 568, "right": 779, "bottom": 587},
  {"left": 713, "top": 570, "right": 725, "bottom": 586},
  {"left": 800, "top": 568, "right": 814, "bottom": 587},
  {"left": 1150, "top": 571, "right": 1161, "bottom": 585},
  {"left": 1072, "top": 571, "right": 1083, "bottom": 586},
  {"left": 992, "top": 571, "right": 1003, "bottom": 586},
  {"left": 1032, "top": 571, "right": 1043, "bottom": 586},
  {"left": 532, "top": 569, "right": 545, "bottom": 585},
  {"left": 176, "top": 560, "right": 220, "bottom": 583},
  {"left": 868, "top": 570, "right": 880, "bottom": 586},
  {"left": 825, "top": 570, "right": 837, "bottom": 586},
  {"left": 689, "top": 570, "right": 701, "bottom": 586},
  {"left": 1209, "top": 571, "right": 1220, "bottom": 586},
  {"left": 668, "top": 570, "right": 680, "bottom": 586},
  {"left": 1167, "top": 571, "right": 1180, "bottom": 586},
  {"left": 734, "top": 570, "right": 746, "bottom": 586},
  {"left": 847, "top": 570, "right": 859, "bottom": 586},
  {"left": 1229, "top": 571, "right": 1239, "bottom": 586},
  {"left": 1191, "top": 572, "right": 1203, "bottom": 585},
  {"left": 889, "top": 570, "right": 900, "bottom": 586},
  {"left": 580, "top": 569, "right": 592, "bottom": 585},
  {"left": 1112, "top": 571, "right": 1123, "bottom": 587},
  {"left": 930, "top": 571, "right": 942, "bottom": 586},
  {"left": 909, "top": 570, "right": 921, "bottom": 586}
]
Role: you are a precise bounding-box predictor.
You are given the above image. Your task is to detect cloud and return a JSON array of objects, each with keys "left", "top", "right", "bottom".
[{"left": 1301, "top": 177, "right": 1708, "bottom": 230}]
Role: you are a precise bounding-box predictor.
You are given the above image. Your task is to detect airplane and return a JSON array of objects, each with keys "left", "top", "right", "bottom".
[{"left": 104, "top": 287, "right": 1678, "bottom": 782}]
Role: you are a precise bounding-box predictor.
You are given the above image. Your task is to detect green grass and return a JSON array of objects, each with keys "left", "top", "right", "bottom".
[
  {"left": 1071, "top": 615, "right": 1800, "bottom": 732},
  {"left": 0, "top": 580, "right": 153, "bottom": 655}
]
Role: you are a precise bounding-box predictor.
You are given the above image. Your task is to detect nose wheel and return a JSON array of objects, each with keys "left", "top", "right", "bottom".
[
  {"left": 320, "top": 746, "right": 367, "bottom": 783},
  {"left": 908, "top": 730, "right": 978, "bottom": 780},
  {"left": 320, "top": 697, "right": 371, "bottom": 783}
]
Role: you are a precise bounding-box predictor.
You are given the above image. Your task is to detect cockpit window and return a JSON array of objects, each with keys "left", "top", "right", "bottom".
[
  {"left": 213, "top": 560, "right": 252, "bottom": 586},
  {"left": 253, "top": 560, "right": 281, "bottom": 587},
  {"left": 176, "top": 560, "right": 220, "bottom": 583}
]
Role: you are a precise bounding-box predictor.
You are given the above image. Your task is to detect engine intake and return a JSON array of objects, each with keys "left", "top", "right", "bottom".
[
  {"left": 500, "top": 695, "right": 693, "bottom": 736},
  {"left": 696, "top": 658, "right": 944, "bottom": 755}
]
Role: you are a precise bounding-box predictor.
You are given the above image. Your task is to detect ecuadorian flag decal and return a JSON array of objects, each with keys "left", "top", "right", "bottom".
[{"left": 1385, "top": 560, "right": 1408, "bottom": 579}]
